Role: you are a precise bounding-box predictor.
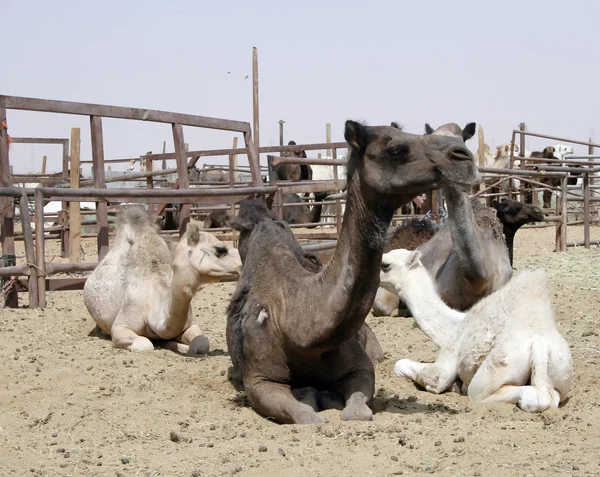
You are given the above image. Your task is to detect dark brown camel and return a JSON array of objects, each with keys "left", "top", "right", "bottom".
[
  {"left": 275, "top": 140, "right": 312, "bottom": 182},
  {"left": 492, "top": 198, "right": 544, "bottom": 267},
  {"left": 385, "top": 217, "right": 438, "bottom": 253},
  {"left": 203, "top": 209, "right": 232, "bottom": 229},
  {"left": 226, "top": 120, "right": 480, "bottom": 424},
  {"left": 527, "top": 146, "right": 557, "bottom": 209},
  {"left": 282, "top": 192, "right": 327, "bottom": 225}
]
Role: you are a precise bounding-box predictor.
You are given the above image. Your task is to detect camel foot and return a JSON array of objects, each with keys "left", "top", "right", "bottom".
[
  {"left": 340, "top": 392, "right": 373, "bottom": 421},
  {"left": 340, "top": 401, "right": 373, "bottom": 421},
  {"left": 188, "top": 335, "right": 210, "bottom": 355},
  {"left": 295, "top": 406, "right": 327, "bottom": 424},
  {"left": 127, "top": 338, "right": 154, "bottom": 352},
  {"left": 292, "top": 387, "right": 320, "bottom": 412}
]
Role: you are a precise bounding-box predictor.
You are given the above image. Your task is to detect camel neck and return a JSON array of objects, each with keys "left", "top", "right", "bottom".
[
  {"left": 443, "top": 188, "right": 486, "bottom": 284},
  {"left": 163, "top": 270, "right": 196, "bottom": 339},
  {"left": 314, "top": 175, "right": 395, "bottom": 349},
  {"left": 399, "top": 270, "right": 464, "bottom": 349}
]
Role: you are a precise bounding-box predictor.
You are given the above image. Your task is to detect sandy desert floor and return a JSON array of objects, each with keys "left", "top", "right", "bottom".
[{"left": 1, "top": 225, "right": 600, "bottom": 477}]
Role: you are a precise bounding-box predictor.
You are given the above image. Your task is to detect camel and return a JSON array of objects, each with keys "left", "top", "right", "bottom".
[
  {"left": 373, "top": 122, "right": 512, "bottom": 316},
  {"left": 492, "top": 198, "right": 544, "bottom": 267},
  {"left": 203, "top": 209, "right": 232, "bottom": 229},
  {"left": 282, "top": 192, "right": 327, "bottom": 225},
  {"left": 275, "top": 140, "right": 312, "bottom": 182},
  {"left": 225, "top": 120, "right": 481, "bottom": 424},
  {"left": 374, "top": 197, "right": 541, "bottom": 316},
  {"left": 380, "top": 249, "right": 573, "bottom": 412},
  {"left": 189, "top": 166, "right": 228, "bottom": 183},
  {"left": 83, "top": 206, "right": 242, "bottom": 353}
]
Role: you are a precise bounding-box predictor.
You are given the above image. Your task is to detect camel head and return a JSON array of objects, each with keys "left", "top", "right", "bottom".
[
  {"left": 173, "top": 224, "right": 242, "bottom": 286},
  {"left": 495, "top": 143, "right": 520, "bottom": 159},
  {"left": 542, "top": 146, "right": 556, "bottom": 158},
  {"left": 343, "top": 121, "right": 480, "bottom": 204},
  {"left": 554, "top": 144, "right": 574, "bottom": 159},
  {"left": 491, "top": 199, "right": 544, "bottom": 228},
  {"left": 380, "top": 249, "right": 425, "bottom": 297}
]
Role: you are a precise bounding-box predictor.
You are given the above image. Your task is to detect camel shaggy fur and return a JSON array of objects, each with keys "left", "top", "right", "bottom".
[
  {"left": 84, "top": 206, "right": 242, "bottom": 353},
  {"left": 225, "top": 120, "right": 481, "bottom": 424},
  {"left": 380, "top": 249, "right": 573, "bottom": 413}
]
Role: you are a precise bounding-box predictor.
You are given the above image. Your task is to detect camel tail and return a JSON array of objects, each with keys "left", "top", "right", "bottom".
[{"left": 116, "top": 205, "right": 151, "bottom": 229}]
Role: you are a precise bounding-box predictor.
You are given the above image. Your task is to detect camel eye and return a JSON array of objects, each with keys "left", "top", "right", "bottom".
[
  {"left": 381, "top": 262, "right": 391, "bottom": 272},
  {"left": 388, "top": 144, "right": 409, "bottom": 159},
  {"left": 214, "top": 245, "right": 228, "bottom": 258}
]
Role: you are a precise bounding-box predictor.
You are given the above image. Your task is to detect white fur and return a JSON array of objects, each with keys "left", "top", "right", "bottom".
[{"left": 380, "top": 249, "right": 573, "bottom": 413}]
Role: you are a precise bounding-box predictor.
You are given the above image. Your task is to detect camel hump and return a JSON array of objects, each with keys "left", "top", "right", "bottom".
[{"left": 116, "top": 206, "right": 151, "bottom": 229}]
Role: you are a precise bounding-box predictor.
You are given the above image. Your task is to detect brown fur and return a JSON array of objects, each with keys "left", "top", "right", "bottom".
[
  {"left": 225, "top": 120, "right": 480, "bottom": 424},
  {"left": 384, "top": 218, "right": 437, "bottom": 253}
]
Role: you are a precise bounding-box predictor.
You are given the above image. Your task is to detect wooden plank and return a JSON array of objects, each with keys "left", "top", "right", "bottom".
[
  {"left": 10, "top": 137, "right": 68, "bottom": 145},
  {"left": 0, "top": 95, "right": 251, "bottom": 133},
  {"left": 145, "top": 141, "right": 349, "bottom": 162},
  {"left": 252, "top": 47, "right": 260, "bottom": 161},
  {"left": 172, "top": 123, "right": 191, "bottom": 235},
  {"left": 34, "top": 189, "right": 47, "bottom": 307},
  {"left": 69, "top": 128, "right": 81, "bottom": 263},
  {"left": 19, "top": 193, "right": 38, "bottom": 308},
  {"left": 41, "top": 155, "right": 47, "bottom": 174},
  {"left": 0, "top": 105, "right": 18, "bottom": 307},
  {"left": 90, "top": 116, "right": 109, "bottom": 260},
  {"left": 229, "top": 137, "right": 239, "bottom": 247}
]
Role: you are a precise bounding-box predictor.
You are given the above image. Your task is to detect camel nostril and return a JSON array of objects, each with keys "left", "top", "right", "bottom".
[{"left": 448, "top": 146, "right": 473, "bottom": 161}]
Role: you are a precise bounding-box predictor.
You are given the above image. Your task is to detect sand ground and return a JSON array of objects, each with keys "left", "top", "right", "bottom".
[{"left": 1, "top": 225, "right": 599, "bottom": 477}]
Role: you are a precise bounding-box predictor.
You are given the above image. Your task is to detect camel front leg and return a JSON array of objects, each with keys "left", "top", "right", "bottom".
[
  {"left": 476, "top": 385, "right": 560, "bottom": 413},
  {"left": 328, "top": 341, "right": 375, "bottom": 421},
  {"left": 246, "top": 379, "right": 326, "bottom": 424},
  {"left": 394, "top": 354, "right": 458, "bottom": 394},
  {"left": 111, "top": 325, "right": 155, "bottom": 352},
  {"left": 164, "top": 323, "right": 210, "bottom": 356}
]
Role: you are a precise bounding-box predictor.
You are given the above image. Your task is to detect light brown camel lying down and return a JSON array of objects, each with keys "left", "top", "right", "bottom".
[{"left": 84, "top": 206, "right": 242, "bottom": 353}]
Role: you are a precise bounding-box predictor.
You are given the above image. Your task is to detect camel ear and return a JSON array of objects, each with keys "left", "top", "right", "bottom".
[
  {"left": 390, "top": 121, "right": 402, "bottom": 130},
  {"left": 424, "top": 123, "right": 435, "bottom": 135},
  {"left": 405, "top": 250, "right": 422, "bottom": 269},
  {"left": 462, "top": 123, "right": 476, "bottom": 141},
  {"left": 187, "top": 223, "right": 200, "bottom": 246},
  {"left": 344, "top": 120, "right": 368, "bottom": 151}
]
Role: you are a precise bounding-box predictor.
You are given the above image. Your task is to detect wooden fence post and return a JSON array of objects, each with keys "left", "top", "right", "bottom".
[
  {"left": 172, "top": 123, "right": 190, "bottom": 236},
  {"left": 91, "top": 116, "right": 109, "bottom": 260},
  {"left": 69, "top": 127, "right": 81, "bottom": 263}
]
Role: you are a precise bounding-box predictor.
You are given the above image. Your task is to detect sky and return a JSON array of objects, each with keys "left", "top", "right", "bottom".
[{"left": 2, "top": 0, "right": 599, "bottom": 175}]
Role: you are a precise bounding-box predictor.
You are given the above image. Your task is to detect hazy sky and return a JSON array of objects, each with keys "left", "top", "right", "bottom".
[{"left": 2, "top": 0, "right": 599, "bottom": 175}]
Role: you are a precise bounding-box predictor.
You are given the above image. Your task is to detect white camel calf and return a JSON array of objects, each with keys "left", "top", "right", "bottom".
[
  {"left": 380, "top": 249, "right": 573, "bottom": 413},
  {"left": 84, "top": 206, "right": 242, "bottom": 354}
]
